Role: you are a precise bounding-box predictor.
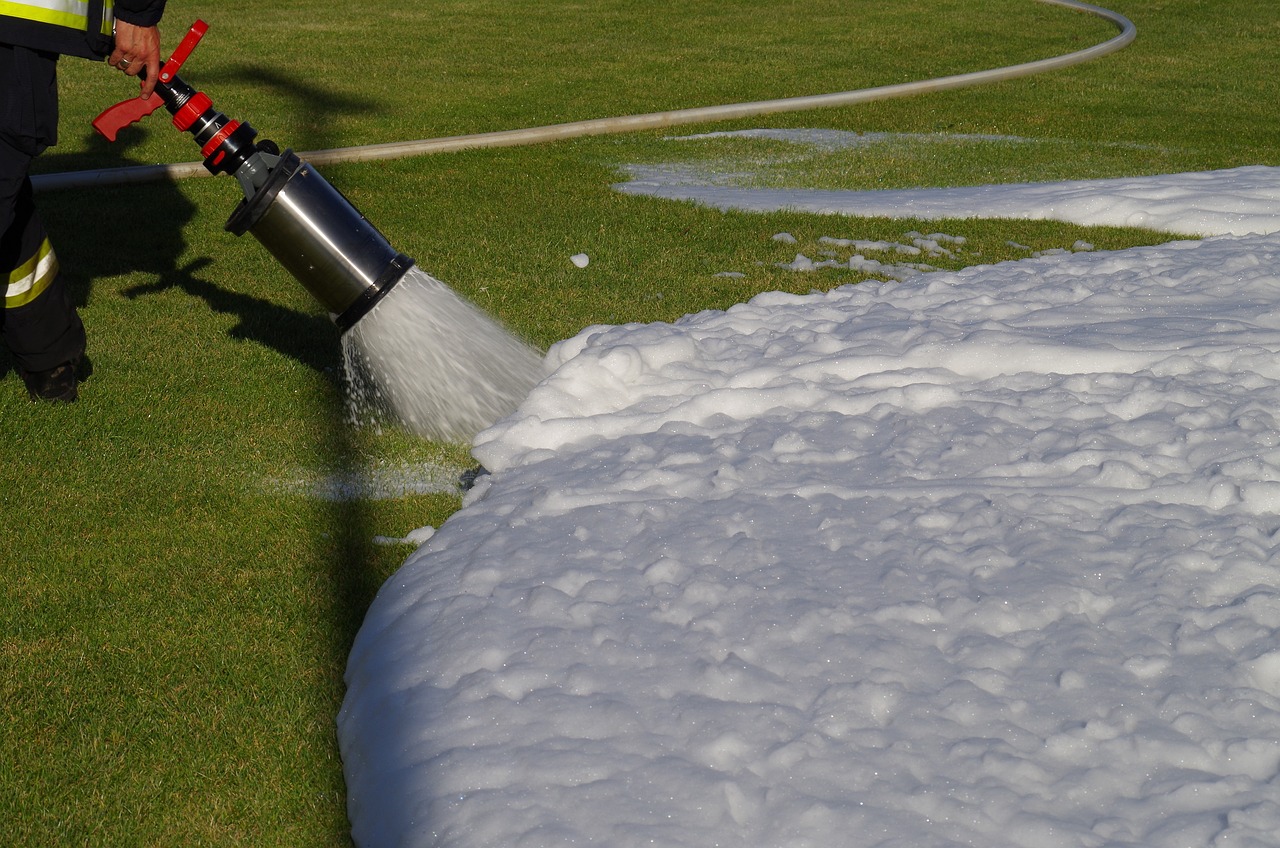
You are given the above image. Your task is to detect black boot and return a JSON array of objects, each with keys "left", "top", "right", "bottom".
[{"left": 21, "top": 357, "right": 81, "bottom": 403}]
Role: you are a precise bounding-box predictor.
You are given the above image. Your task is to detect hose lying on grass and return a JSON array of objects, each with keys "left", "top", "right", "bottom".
[{"left": 33, "top": 0, "right": 1135, "bottom": 192}]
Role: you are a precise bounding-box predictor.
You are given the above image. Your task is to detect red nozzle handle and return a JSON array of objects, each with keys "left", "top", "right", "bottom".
[
  {"left": 91, "top": 93, "right": 165, "bottom": 141},
  {"left": 90, "top": 19, "right": 209, "bottom": 141}
]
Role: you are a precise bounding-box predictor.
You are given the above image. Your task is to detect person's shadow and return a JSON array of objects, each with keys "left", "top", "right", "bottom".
[{"left": 32, "top": 127, "right": 338, "bottom": 375}]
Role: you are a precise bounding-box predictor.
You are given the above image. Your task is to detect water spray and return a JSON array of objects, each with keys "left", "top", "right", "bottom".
[{"left": 94, "top": 21, "right": 544, "bottom": 439}]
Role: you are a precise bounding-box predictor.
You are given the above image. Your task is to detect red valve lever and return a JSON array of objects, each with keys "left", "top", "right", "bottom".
[
  {"left": 91, "top": 20, "right": 209, "bottom": 142},
  {"left": 158, "top": 19, "right": 208, "bottom": 84}
]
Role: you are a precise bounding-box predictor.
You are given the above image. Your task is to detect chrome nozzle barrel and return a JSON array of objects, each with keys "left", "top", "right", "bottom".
[{"left": 225, "top": 150, "right": 413, "bottom": 331}]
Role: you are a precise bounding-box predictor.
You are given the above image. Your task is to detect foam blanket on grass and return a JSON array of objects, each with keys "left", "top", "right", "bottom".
[{"left": 340, "top": 228, "right": 1280, "bottom": 847}]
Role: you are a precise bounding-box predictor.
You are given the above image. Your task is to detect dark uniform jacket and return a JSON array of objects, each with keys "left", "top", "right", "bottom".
[{"left": 0, "top": 0, "right": 167, "bottom": 59}]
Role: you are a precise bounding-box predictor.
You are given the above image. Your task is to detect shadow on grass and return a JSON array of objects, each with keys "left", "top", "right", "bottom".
[
  {"left": 37, "top": 128, "right": 343, "bottom": 372},
  {"left": 193, "top": 63, "right": 381, "bottom": 154},
  {"left": 203, "top": 61, "right": 396, "bottom": 627},
  {"left": 32, "top": 119, "right": 390, "bottom": 838}
]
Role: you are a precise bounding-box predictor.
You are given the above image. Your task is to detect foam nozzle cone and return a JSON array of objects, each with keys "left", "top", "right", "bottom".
[{"left": 225, "top": 150, "right": 414, "bottom": 331}]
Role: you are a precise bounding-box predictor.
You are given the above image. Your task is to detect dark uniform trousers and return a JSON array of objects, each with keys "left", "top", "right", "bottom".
[{"left": 1, "top": 42, "right": 86, "bottom": 375}]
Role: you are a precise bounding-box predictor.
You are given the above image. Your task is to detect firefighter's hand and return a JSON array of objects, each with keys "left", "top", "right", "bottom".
[{"left": 109, "top": 22, "right": 162, "bottom": 99}]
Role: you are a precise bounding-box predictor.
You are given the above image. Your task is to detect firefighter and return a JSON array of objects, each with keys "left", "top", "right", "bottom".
[{"left": 1, "top": 1, "right": 165, "bottom": 402}]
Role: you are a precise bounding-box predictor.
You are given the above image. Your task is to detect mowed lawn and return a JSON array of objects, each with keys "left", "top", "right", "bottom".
[{"left": 3, "top": 1, "right": 1277, "bottom": 844}]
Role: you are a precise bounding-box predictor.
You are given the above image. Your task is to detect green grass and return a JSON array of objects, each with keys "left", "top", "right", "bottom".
[{"left": 4, "top": 0, "right": 1278, "bottom": 844}]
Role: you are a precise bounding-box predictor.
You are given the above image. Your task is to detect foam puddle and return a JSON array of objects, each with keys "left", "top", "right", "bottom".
[
  {"left": 267, "top": 461, "right": 471, "bottom": 501},
  {"left": 342, "top": 267, "right": 545, "bottom": 442}
]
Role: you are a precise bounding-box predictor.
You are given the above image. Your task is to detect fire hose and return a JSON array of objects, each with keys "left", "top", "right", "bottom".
[{"left": 34, "top": 0, "right": 1135, "bottom": 192}]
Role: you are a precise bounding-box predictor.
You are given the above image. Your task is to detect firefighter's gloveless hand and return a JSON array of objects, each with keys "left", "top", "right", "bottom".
[{"left": 109, "top": 22, "right": 162, "bottom": 99}]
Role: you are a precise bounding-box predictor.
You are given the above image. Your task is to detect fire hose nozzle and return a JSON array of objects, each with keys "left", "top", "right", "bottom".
[
  {"left": 92, "top": 20, "right": 413, "bottom": 332},
  {"left": 92, "top": 20, "right": 209, "bottom": 141},
  {"left": 93, "top": 20, "right": 262, "bottom": 179}
]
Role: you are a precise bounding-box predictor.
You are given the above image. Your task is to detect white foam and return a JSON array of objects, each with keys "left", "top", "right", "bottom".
[
  {"left": 339, "top": 160, "right": 1280, "bottom": 848},
  {"left": 617, "top": 137, "right": 1280, "bottom": 238}
]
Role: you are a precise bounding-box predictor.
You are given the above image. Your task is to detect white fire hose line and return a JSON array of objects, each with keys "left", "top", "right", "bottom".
[{"left": 33, "top": 0, "right": 1134, "bottom": 192}]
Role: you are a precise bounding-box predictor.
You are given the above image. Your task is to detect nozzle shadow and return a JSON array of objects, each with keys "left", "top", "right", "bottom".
[
  {"left": 196, "top": 64, "right": 381, "bottom": 151},
  {"left": 123, "top": 258, "right": 340, "bottom": 373}
]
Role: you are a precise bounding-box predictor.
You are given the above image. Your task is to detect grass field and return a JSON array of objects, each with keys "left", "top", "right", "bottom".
[{"left": 4, "top": 0, "right": 1278, "bottom": 844}]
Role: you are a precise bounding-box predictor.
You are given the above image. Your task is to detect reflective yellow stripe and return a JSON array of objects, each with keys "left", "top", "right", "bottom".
[
  {"left": 0, "top": 0, "right": 88, "bottom": 29},
  {"left": 0, "top": 0, "right": 112, "bottom": 35},
  {"left": 5, "top": 239, "right": 60, "bottom": 309}
]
